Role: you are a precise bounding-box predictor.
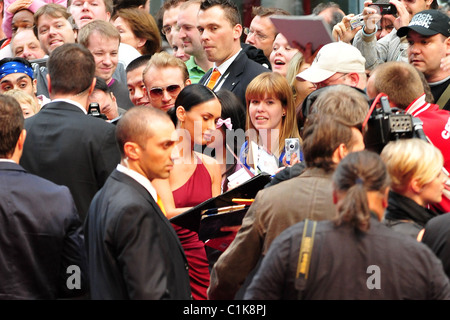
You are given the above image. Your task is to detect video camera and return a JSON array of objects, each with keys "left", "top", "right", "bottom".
[{"left": 363, "top": 95, "right": 428, "bottom": 154}]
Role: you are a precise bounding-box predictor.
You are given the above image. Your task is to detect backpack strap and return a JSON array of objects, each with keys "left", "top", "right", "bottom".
[
  {"left": 437, "top": 82, "right": 450, "bottom": 110},
  {"left": 296, "top": 219, "right": 317, "bottom": 299}
]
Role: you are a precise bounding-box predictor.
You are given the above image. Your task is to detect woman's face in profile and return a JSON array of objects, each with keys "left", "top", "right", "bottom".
[{"left": 182, "top": 98, "right": 222, "bottom": 146}]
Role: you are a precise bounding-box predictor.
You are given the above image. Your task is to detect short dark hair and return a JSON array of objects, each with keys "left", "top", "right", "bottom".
[
  {"left": 126, "top": 54, "right": 152, "bottom": 74},
  {"left": 200, "top": 0, "right": 241, "bottom": 26},
  {"left": 0, "top": 95, "right": 23, "bottom": 158},
  {"left": 47, "top": 43, "right": 95, "bottom": 95},
  {"left": 93, "top": 76, "right": 111, "bottom": 94},
  {"left": 116, "top": 105, "right": 171, "bottom": 156}
]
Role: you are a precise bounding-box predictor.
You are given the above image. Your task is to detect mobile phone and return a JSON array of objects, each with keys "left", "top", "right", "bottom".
[{"left": 285, "top": 138, "right": 300, "bottom": 163}]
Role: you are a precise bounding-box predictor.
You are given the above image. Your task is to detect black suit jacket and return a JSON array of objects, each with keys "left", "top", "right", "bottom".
[
  {"left": 20, "top": 100, "right": 121, "bottom": 222},
  {"left": 84, "top": 170, "right": 192, "bottom": 299},
  {"left": 0, "top": 161, "right": 87, "bottom": 299},
  {"left": 199, "top": 49, "right": 269, "bottom": 106}
]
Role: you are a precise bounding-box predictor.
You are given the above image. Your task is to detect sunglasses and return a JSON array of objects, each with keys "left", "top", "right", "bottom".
[{"left": 148, "top": 84, "right": 182, "bottom": 99}]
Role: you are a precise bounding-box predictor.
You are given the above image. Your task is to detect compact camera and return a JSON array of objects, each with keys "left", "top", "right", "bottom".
[
  {"left": 285, "top": 138, "right": 300, "bottom": 163},
  {"left": 372, "top": 0, "right": 397, "bottom": 15},
  {"left": 350, "top": 14, "right": 365, "bottom": 30}
]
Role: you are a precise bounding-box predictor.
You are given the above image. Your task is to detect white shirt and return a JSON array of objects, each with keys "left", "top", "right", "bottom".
[
  {"left": 116, "top": 163, "right": 158, "bottom": 203},
  {"left": 51, "top": 98, "right": 87, "bottom": 114},
  {"left": 210, "top": 48, "right": 242, "bottom": 91},
  {"left": 0, "top": 159, "right": 15, "bottom": 164}
]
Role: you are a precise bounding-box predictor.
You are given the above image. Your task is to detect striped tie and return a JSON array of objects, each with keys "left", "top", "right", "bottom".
[{"left": 207, "top": 68, "right": 221, "bottom": 89}]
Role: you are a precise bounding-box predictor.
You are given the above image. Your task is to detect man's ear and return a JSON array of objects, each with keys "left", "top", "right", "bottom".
[
  {"left": 88, "top": 78, "right": 97, "bottom": 95},
  {"left": 332, "top": 143, "right": 349, "bottom": 164},
  {"left": 347, "top": 72, "right": 360, "bottom": 87},
  {"left": 17, "top": 129, "right": 26, "bottom": 151},
  {"left": 381, "top": 187, "right": 389, "bottom": 209},
  {"left": 445, "top": 36, "right": 450, "bottom": 55},
  {"left": 12, "top": 129, "right": 27, "bottom": 162},
  {"left": 46, "top": 74, "right": 51, "bottom": 94},
  {"left": 233, "top": 24, "right": 243, "bottom": 40},
  {"left": 32, "top": 79, "right": 37, "bottom": 95},
  {"left": 123, "top": 141, "right": 141, "bottom": 161},
  {"left": 332, "top": 189, "right": 338, "bottom": 204}
]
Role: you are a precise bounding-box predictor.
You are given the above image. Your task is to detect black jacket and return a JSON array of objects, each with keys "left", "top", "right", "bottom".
[
  {"left": 383, "top": 190, "right": 438, "bottom": 239},
  {"left": 84, "top": 170, "right": 192, "bottom": 300},
  {"left": 0, "top": 162, "right": 87, "bottom": 299},
  {"left": 20, "top": 100, "right": 121, "bottom": 222},
  {"left": 199, "top": 48, "right": 269, "bottom": 107},
  {"left": 245, "top": 215, "right": 450, "bottom": 300}
]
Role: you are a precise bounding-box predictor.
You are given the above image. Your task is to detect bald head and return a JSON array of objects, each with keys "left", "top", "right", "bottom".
[{"left": 116, "top": 106, "right": 173, "bottom": 157}]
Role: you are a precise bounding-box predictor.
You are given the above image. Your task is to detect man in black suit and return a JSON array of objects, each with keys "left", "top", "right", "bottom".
[
  {"left": 20, "top": 43, "right": 121, "bottom": 222},
  {"left": 84, "top": 106, "right": 192, "bottom": 299},
  {"left": 197, "top": 0, "right": 269, "bottom": 106},
  {"left": 0, "top": 95, "right": 87, "bottom": 299}
]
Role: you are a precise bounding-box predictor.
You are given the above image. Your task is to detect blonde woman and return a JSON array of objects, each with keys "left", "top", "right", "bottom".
[
  {"left": 381, "top": 138, "right": 447, "bottom": 239},
  {"left": 286, "top": 51, "right": 315, "bottom": 109},
  {"left": 239, "top": 72, "right": 301, "bottom": 175}
]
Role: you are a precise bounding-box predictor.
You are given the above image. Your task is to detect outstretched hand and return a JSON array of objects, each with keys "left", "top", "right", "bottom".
[
  {"left": 292, "top": 41, "right": 321, "bottom": 64},
  {"left": 332, "top": 14, "right": 362, "bottom": 43}
]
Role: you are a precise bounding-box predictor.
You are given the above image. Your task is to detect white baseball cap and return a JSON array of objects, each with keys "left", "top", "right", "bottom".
[{"left": 296, "top": 42, "right": 366, "bottom": 83}]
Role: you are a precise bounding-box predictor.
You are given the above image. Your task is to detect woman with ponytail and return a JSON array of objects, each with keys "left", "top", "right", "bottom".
[{"left": 244, "top": 150, "right": 450, "bottom": 300}]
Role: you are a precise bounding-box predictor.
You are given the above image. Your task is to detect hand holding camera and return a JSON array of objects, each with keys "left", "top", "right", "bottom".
[
  {"left": 284, "top": 138, "right": 301, "bottom": 165},
  {"left": 332, "top": 14, "right": 363, "bottom": 43},
  {"left": 361, "top": 0, "right": 401, "bottom": 34}
]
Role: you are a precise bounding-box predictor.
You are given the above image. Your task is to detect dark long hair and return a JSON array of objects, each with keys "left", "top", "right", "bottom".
[
  {"left": 215, "top": 90, "right": 246, "bottom": 192},
  {"left": 167, "top": 84, "right": 217, "bottom": 126},
  {"left": 333, "top": 150, "right": 390, "bottom": 232}
]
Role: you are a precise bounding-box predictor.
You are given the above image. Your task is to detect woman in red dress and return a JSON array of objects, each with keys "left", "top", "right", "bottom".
[{"left": 153, "top": 84, "right": 222, "bottom": 300}]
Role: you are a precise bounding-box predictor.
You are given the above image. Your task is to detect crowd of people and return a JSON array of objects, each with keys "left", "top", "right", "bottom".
[{"left": 0, "top": 0, "right": 450, "bottom": 301}]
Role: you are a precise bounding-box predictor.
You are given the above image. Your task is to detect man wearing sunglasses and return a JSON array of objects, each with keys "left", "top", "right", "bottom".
[{"left": 142, "top": 51, "right": 191, "bottom": 112}]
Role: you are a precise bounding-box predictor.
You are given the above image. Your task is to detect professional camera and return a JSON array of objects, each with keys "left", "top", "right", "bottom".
[
  {"left": 88, "top": 102, "right": 108, "bottom": 120},
  {"left": 363, "top": 95, "right": 427, "bottom": 154}
]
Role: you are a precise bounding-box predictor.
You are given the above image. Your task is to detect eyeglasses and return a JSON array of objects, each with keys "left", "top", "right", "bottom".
[
  {"left": 315, "top": 73, "right": 348, "bottom": 89},
  {"left": 243, "top": 27, "right": 269, "bottom": 41},
  {"left": 148, "top": 84, "right": 182, "bottom": 99},
  {"left": 161, "top": 24, "right": 179, "bottom": 35}
]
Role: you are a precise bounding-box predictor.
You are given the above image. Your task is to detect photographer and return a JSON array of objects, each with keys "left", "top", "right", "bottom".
[
  {"left": 351, "top": 0, "right": 439, "bottom": 70},
  {"left": 367, "top": 61, "right": 450, "bottom": 213}
]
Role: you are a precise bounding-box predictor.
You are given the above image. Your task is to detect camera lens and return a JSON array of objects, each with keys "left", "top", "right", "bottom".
[{"left": 289, "top": 144, "right": 294, "bottom": 149}]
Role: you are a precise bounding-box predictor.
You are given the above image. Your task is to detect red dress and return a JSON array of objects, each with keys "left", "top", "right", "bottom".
[{"left": 172, "top": 161, "right": 212, "bottom": 300}]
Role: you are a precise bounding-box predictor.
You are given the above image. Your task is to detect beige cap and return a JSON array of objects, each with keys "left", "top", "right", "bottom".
[{"left": 296, "top": 41, "right": 366, "bottom": 83}]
